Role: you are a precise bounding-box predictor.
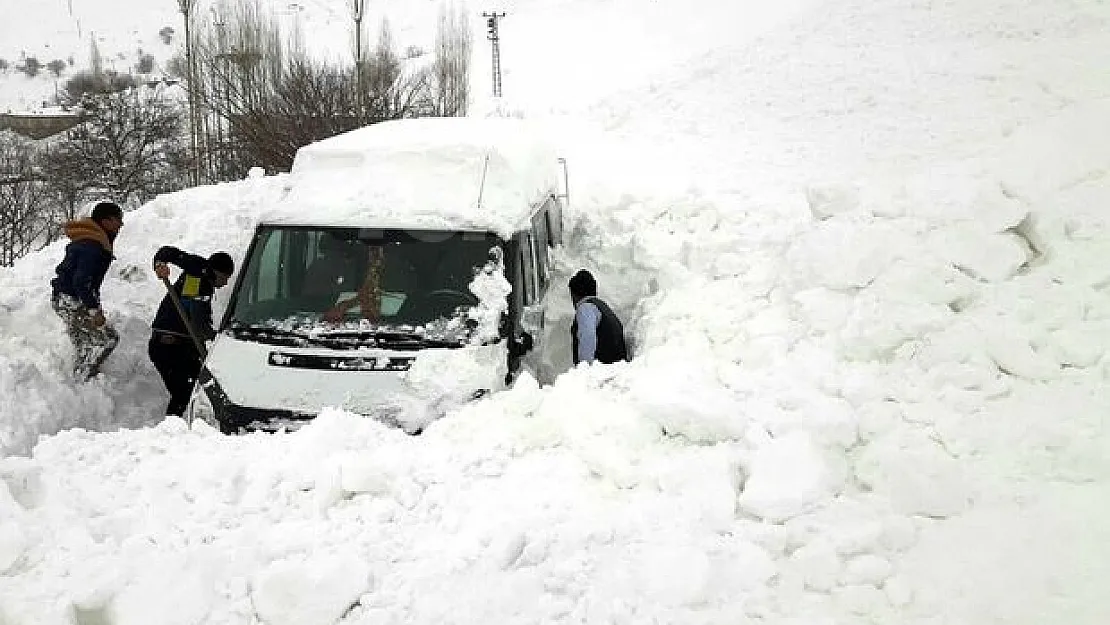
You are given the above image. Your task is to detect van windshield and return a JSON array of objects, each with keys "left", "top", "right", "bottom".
[{"left": 228, "top": 226, "right": 502, "bottom": 341}]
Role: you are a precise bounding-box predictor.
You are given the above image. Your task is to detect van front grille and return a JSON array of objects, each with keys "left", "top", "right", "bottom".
[{"left": 267, "top": 351, "right": 415, "bottom": 371}]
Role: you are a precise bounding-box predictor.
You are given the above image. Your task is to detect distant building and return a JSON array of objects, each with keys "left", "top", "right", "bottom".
[{"left": 0, "top": 110, "right": 84, "bottom": 140}]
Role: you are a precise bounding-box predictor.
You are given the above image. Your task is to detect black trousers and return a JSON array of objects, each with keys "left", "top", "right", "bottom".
[{"left": 148, "top": 333, "right": 202, "bottom": 417}]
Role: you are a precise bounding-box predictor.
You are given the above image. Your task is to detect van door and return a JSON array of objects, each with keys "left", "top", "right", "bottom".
[
  {"left": 519, "top": 229, "right": 543, "bottom": 341},
  {"left": 505, "top": 229, "right": 541, "bottom": 383},
  {"left": 522, "top": 206, "right": 567, "bottom": 384}
]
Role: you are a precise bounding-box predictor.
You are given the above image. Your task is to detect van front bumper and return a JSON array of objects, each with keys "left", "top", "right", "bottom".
[{"left": 186, "top": 367, "right": 423, "bottom": 434}]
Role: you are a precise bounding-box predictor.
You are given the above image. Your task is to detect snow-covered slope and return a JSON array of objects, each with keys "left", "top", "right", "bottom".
[
  {"left": 0, "top": 0, "right": 442, "bottom": 111},
  {"left": 2, "top": 0, "right": 1110, "bottom": 623},
  {"left": 0, "top": 0, "right": 176, "bottom": 110}
]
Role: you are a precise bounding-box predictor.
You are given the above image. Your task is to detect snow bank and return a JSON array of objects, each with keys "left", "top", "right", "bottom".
[{"left": 0, "top": 173, "right": 287, "bottom": 456}]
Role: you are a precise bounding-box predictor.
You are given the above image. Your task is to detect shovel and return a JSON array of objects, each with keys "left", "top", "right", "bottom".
[{"left": 159, "top": 275, "right": 209, "bottom": 360}]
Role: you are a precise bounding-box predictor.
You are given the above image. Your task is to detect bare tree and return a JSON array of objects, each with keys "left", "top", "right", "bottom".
[
  {"left": 43, "top": 87, "right": 187, "bottom": 206},
  {"left": 135, "top": 54, "right": 156, "bottom": 74},
  {"left": 61, "top": 69, "right": 137, "bottom": 102},
  {"left": 89, "top": 34, "right": 103, "bottom": 75},
  {"left": 38, "top": 138, "right": 91, "bottom": 226},
  {"left": 432, "top": 1, "right": 471, "bottom": 116},
  {"left": 0, "top": 133, "right": 53, "bottom": 266},
  {"left": 360, "top": 20, "right": 402, "bottom": 117},
  {"left": 190, "top": 0, "right": 294, "bottom": 177},
  {"left": 47, "top": 59, "right": 67, "bottom": 77},
  {"left": 186, "top": 1, "right": 446, "bottom": 177},
  {"left": 228, "top": 58, "right": 362, "bottom": 172},
  {"left": 18, "top": 57, "right": 42, "bottom": 78},
  {"left": 354, "top": 19, "right": 440, "bottom": 120}
]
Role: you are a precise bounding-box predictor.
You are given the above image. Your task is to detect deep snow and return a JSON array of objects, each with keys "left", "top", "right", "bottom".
[
  {"left": 2, "top": 0, "right": 1110, "bottom": 623},
  {"left": 272, "top": 116, "right": 562, "bottom": 236}
]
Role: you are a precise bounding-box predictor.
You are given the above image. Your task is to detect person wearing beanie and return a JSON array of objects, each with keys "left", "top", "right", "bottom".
[
  {"left": 50, "top": 200, "right": 125, "bottom": 381},
  {"left": 149, "top": 245, "right": 235, "bottom": 416},
  {"left": 568, "top": 269, "right": 628, "bottom": 365}
]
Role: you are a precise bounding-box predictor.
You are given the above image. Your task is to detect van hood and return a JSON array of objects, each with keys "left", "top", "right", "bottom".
[{"left": 205, "top": 334, "right": 507, "bottom": 431}]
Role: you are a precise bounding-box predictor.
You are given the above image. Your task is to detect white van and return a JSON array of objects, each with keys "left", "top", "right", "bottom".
[{"left": 185, "top": 117, "right": 566, "bottom": 434}]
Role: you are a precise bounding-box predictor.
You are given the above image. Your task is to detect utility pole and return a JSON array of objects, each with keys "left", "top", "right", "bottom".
[
  {"left": 482, "top": 12, "right": 505, "bottom": 98},
  {"left": 178, "top": 0, "right": 200, "bottom": 186},
  {"left": 350, "top": 0, "right": 366, "bottom": 115},
  {"left": 212, "top": 7, "right": 227, "bottom": 180}
]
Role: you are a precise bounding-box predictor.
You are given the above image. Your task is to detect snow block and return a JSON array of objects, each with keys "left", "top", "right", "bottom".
[
  {"left": 982, "top": 327, "right": 1060, "bottom": 381},
  {"left": 0, "top": 475, "right": 24, "bottom": 516},
  {"left": 838, "top": 295, "right": 952, "bottom": 362},
  {"left": 629, "top": 357, "right": 747, "bottom": 443},
  {"left": 993, "top": 100, "right": 1110, "bottom": 204},
  {"left": 882, "top": 575, "right": 914, "bottom": 608},
  {"left": 788, "top": 538, "right": 841, "bottom": 592},
  {"left": 0, "top": 520, "right": 26, "bottom": 575},
  {"left": 633, "top": 545, "right": 717, "bottom": 605},
  {"left": 252, "top": 553, "right": 371, "bottom": 625},
  {"left": 805, "top": 184, "right": 861, "bottom": 220},
  {"left": 840, "top": 554, "right": 893, "bottom": 586},
  {"left": 788, "top": 218, "right": 909, "bottom": 290},
  {"left": 834, "top": 584, "right": 888, "bottom": 616},
  {"left": 928, "top": 225, "right": 1030, "bottom": 283},
  {"left": 854, "top": 432, "right": 973, "bottom": 519},
  {"left": 110, "top": 562, "right": 214, "bottom": 625},
  {"left": 1048, "top": 325, "right": 1103, "bottom": 369},
  {"left": 738, "top": 432, "right": 846, "bottom": 522}
]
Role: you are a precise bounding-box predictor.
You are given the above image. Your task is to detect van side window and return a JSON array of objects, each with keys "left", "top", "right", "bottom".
[
  {"left": 532, "top": 210, "right": 550, "bottom": 293},
  {"left": 251, "top": 229, "right": 285, "bottom": 303},
  {"left": 520, "top": 233, "right": 537, "bottom": 305}
]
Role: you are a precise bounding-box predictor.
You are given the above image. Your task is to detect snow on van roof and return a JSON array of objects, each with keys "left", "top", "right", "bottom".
[{"left": 260, "top": 116, "right": 562, "bottom": 237}]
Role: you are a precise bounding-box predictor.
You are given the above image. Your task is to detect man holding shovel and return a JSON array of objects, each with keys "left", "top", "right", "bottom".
[{"left": 149, "top": 246, "right": 234, "bottom": 417}]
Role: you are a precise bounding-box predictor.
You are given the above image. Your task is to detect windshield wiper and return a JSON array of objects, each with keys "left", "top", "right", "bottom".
[
  {"left": 229, "top": 322, "right": 342, "bottom": 348},
  {"left": 231, "top": 323, "right": 466, "bottom": 350}
]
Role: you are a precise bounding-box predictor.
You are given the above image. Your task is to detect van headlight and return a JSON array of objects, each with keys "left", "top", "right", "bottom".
[{"left": 185, "top": 383, "right": 218, "bottom": 430}]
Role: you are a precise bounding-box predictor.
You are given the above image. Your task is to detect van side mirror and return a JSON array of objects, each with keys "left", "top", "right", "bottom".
[{"left": 509, "top": 332, "right": 534, "bottom": 358}]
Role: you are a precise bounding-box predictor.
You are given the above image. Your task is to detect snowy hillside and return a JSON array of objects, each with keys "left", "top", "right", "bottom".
[{"left": 3, "top": 0, "right": 1110, "bottom": 623}]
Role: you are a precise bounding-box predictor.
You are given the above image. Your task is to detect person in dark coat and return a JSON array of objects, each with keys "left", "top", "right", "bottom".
[
  {"left": 50, "top": 201, "right": 124, "bottom": 381},
  {"left": 569, "top": 269, "right": 629, "bottom": 365},
  {"left": 150, "top": 246, "right": 234, "bottom": 416}
]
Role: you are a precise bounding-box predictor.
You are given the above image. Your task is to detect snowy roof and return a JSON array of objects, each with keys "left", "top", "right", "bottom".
[{"left": 260, "top": 117, "right": 562, "bottom": 237}]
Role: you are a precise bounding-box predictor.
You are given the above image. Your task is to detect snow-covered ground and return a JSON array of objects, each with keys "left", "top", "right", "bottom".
[{"left": 3, "top": 0, "right": 1110, "bottom": 623}]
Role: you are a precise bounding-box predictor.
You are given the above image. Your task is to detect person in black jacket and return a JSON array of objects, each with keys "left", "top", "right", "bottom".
[
  {"left": 569, "top": 269, "right": 629, "bottom": 365},
  {"left": 150, "top": 246, "right": 234, "bottom": 416},
  {"left": 50, "top": 201, "right": 124, "bottom": 381}
]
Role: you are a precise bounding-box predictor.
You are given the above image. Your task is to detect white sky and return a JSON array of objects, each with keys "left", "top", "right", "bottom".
[{"left": 2, "top": 0, "right": 1110, "bottom": 623}]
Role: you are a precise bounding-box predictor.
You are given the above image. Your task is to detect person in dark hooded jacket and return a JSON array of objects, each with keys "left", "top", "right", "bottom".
[
  {"left": 149, "top": 246, "right": 234, "bottom": 417},
  {"left": 50, "top": 201, "right": 124, "bottom": 381}
]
